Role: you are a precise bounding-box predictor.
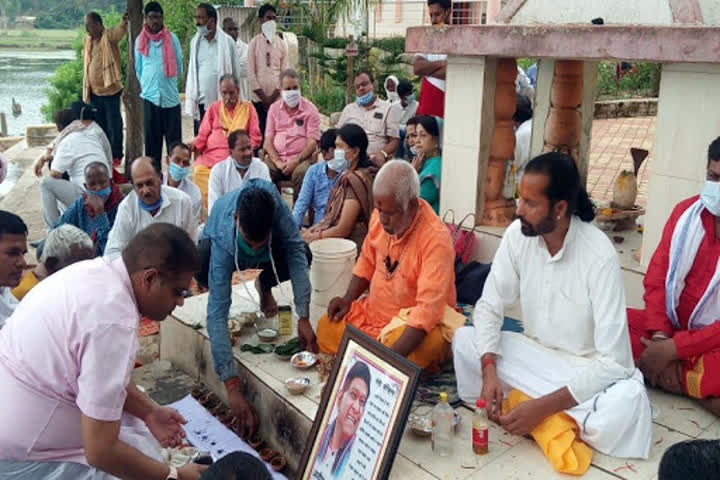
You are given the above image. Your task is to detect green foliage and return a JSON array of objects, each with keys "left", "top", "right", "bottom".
[
  {"left": 517, "top": 57, "right": 534, "bottom": 71},
  {"left": 371, "top": 36, "right": 405, "bottom": 54},
  {"left": 596, "top": 61, "right": 660, "bottom": 99},
  {"left": 35, "top": 5, "right": 85, "bottom": 29}
]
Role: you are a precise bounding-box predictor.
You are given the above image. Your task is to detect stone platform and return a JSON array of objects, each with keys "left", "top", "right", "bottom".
[{"left": 158, "top": 283, "right": 720, "bottom": 480}]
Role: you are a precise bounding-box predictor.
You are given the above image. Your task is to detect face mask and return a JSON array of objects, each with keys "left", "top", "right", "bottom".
[
  {"left": 261, "top": 20, "right": 276, "bottom": 41},
  {"left": 90, "top": 185, "right": 111, "bottom": 199},
  {"left": 405, "top": 94, "right": 416, "bottom": 105},
  {"left": 236, "top": 222, "right": 270, "bottom": 261},
  {"left": 196, "top": 24, "right": 209, "bottom": 36},
  {"left": 233, "top": 159, "right": 250, "bottom": 170},
  {"left": 701, "top": 180, "right": 720, "bottom": 216},
  {"left": 387, "top": 91, "right": 400, "bottom": 103},
  {"left": 409, "top": 145, "right": 418, "bottom": 157},
  {"left": 327, "top": 149, "right": 348, "bottom": 173},
  {"left": 356, "top": 91, "right": 374, "bottom": 106},
  {"left": 282, "top": 89, "right": 301, "bottom": 108},
  {"left": 138, "top": 195, "right": 163, "bottom": 212},
  {"left": 168, "top": 162, "right": 190, "bottom": 182}
]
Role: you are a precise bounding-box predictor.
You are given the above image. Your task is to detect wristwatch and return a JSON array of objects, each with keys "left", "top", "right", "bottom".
[{"left": 166, "top": 466, "right": 179, "bottom": 480}]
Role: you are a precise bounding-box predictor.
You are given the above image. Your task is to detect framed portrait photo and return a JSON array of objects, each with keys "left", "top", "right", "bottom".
[{"left": 297, "top": 325, "right": 421, "bottom": 480}]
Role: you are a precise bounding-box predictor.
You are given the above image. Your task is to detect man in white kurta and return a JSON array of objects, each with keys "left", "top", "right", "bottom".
[
  {"left": 105, "top": 157, "right": 196, "bottom": 258},
  {"left": 453, "top": 152, "right": 652, "bottom": 460}
]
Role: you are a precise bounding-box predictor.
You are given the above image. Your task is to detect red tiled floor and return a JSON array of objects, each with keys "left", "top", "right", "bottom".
[{"left": 587, "top": 116, "right": 655, "bottom": 207}]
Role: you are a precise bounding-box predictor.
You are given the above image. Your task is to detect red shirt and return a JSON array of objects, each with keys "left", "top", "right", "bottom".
[{"left": 644, "top": 195, "right": 720, "bottom": 358}]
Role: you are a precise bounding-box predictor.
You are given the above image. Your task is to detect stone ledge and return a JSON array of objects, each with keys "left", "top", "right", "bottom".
[
  {"left": 594, "top": 98, "right": 658, "bottom": 119},
  {"left": 25, "top": 124, "right": 57, "bottom": 148}
]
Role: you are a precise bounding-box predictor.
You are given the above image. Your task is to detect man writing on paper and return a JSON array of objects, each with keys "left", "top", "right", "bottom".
[
  {"left": 453, "top": 152, "right": 652, "bottom": 474},
  {"left": 316, "top": 160, "right": 458, "bottom": 371}
]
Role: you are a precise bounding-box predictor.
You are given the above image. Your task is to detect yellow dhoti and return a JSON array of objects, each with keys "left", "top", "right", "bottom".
[
  {"left": 317, "top": 305, "right": 463, "bottom": 371},
  {"left": 193, "top": 164, "right": 211, "bottom": 210}
]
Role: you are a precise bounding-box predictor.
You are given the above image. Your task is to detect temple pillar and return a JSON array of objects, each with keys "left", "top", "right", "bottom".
[
  {"left": 482, "top": 57, "right": 517, "bottom": 226},
  {"left": 531, "top": 59, "right": 596, "bottom": 184},
  {"left": 642, "top": 63, "right": 720, "bottom": 265},
  {"left": 440, "top": 55, "right": 496, "bottom": 227}
]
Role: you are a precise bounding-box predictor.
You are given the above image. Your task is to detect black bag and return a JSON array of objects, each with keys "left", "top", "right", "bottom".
[{"left": 454, "top": 258, "right": 491, "bottom": 305}]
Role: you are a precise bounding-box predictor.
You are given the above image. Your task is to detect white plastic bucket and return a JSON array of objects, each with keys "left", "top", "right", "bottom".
[{"left": 308, "top": 238, "right": 357, "bottom": 328}]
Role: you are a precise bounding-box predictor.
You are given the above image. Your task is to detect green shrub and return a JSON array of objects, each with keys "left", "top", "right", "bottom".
[
  {"left": 371, "top": 36, "right": 405, "bottom": 55},
  {"left": 596, "top": 61, "right": 660, "bottom": 99}
]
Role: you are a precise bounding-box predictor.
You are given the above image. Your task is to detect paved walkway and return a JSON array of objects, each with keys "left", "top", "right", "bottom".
[{"left": 587, "top": 116, "right": 655, "bottom": 207}]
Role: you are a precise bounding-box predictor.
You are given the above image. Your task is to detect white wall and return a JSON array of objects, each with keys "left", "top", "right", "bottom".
[{"left": 510, "top": 0, "right": 673, "bottom": 25}]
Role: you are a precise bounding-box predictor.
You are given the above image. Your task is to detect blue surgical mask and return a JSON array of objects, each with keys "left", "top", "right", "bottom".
[
  {"left": 701, "top": 180, "right": 720, "bottom": 216},
  {"left": 234, "top": 159, "right": 250, "bottom": 170},
  {"left": 91, "top": 185, "right": 111, "bottom": 199},
  {"left": 168, "top": 162, "right": 190, "bottom": 182},
  {"left": 196, "top": 24, "right": 209, "bottom": 36},
  {"left": 356, "top": 91, "right": 374, "bottom": 106},
  {"left": 327, "top": 149, "right": 348, "bottom": 173},
  {"left": 138, "top": 195, "right": 163, "bottom": 212},
  {"left": 409, "top": 145, "right": 418, "bottom": 157}
]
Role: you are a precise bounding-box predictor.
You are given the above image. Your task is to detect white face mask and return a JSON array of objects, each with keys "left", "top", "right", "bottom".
[
  {"left": 701, "top": 180, "right": 720, "bottom": 216},
  {"left": 261, "top": 20, "right": 276, "bottom": 41},
  {"left": 327, "top": 149, "right": 348, "bottom": 173},
  {"left": 409, "top": 145, "right": 418, "bottom": 157},
  {"left": 282, "top": 89, "right": 301, "bottom": 108}
]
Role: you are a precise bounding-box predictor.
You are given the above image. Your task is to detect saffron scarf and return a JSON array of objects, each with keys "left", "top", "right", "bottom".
[
  {"left": 136, "top": 24, "right": 178, "bottom": 78},
  {"left": 219, "top": 101, "right": 251, "bottom": 136}
]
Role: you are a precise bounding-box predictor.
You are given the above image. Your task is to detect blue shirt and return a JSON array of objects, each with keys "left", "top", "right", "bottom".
[
  {"left": 292, "top": 161, "right": 340, "bottom": 228},
  {"left": 134, "top": 33, "right": 183, "bottom": 108},
  {"left": 55, "top": 196, "right": 119, "bottom": 256},
  {"left": 526, "top": 63, "right": 537, "bottom": 88},
  {"left": 203, "top": 178, "right": 311, "bottom": 381}
]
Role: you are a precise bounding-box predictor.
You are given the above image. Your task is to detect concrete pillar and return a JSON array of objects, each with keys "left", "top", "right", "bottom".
[
  {"left": 440, "top": 55, "right": 496, "bottom": 227},
  {"left": 530, "top": 59, "right": 597, "bottom": 185},
  {"left": 641, "top": 63, "right": 720, "bottom": 265},
  {"left": 486, "top": 0, "right": 502, "bottom": 23}
]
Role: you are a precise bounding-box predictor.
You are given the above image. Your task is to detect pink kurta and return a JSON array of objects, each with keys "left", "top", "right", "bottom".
[
  {"left": 193, "top": 100, "right": 262, "bottom": 168},
  {"left": 0, "top": 257, "right": 140, "bottom": 464}
]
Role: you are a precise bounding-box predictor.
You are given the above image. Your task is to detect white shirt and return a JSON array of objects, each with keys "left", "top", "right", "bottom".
[
  {"left": 52, "top": 122, "right": 111, "bottom": 187},
  {"left": 235, "top": 38, "right": 250, "bottom": 101},
  {"left": 390, "top": 100, "right": 419, "bottom": 129},
  {"left": 514, "top": 119, "right": 532, "bottom": 174},
  {"left": 208, "top": 156, "right": 270, "bottom": 214},
  {"left": 0, "top": 287, "right": 18, "bottom": 329},
  {"left": 472, "top": 217, "right": 636, "bottom": 404},
  {"left": 104, "top": 185, "right": 197, "bottom": 258},
  {"left": 162, "top": 172, "right": 203, "bottom": 222},
  {"left": 196, "top": 36, "right": 219, "bottom": 105}
]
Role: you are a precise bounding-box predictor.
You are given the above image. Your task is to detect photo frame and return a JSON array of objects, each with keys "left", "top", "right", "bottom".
[{"left": 297, "top": 325, "right": 421, "bottom": 480}]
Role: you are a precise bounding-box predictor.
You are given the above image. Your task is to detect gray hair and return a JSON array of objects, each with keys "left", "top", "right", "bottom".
[
  {"left": 279, "top": 68, "right": 300, "bottom": 85},
  {"left": 373, "top": 160, "right": 420, "bottom": 210},
  {"left": 219, "top": 73, "right": 239, "bottom": 88},
  {"left": 41, "top": 225, "right": 93, "bottom": 263}
]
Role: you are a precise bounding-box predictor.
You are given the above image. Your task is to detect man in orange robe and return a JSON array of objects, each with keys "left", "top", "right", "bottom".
[{"left": 316, "top": 160, "right": 456, "bottom": 371}]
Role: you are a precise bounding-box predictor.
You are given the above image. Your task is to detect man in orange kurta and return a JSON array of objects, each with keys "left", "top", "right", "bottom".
[{"left": 316, "top": 160, "right": 456, "bottom": 371}]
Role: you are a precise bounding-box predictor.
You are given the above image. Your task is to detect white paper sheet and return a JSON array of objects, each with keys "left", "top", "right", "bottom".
[{"left": 168, "top": 395, "right": 286, "bottom": 479}]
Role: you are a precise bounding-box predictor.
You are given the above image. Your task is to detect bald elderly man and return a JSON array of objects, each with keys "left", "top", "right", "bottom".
[
  {"left": 316, "top": 160, "right": 458, "bottom": 371},
  {"left": 105, "top": 157, "right": 196, "bottom": 258}
]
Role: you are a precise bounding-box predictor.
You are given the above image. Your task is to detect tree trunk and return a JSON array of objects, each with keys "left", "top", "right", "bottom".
[{"left": 124, "top": 0, "right": 144, "bottom": 174}]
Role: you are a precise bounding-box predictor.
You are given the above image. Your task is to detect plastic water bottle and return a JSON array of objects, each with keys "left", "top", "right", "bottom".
[
  {"left": 432, "top": 392, "right": 453, "bottom": 457},
  {"left": 473, "top": 398, "right": 489, "bottom": 455}
]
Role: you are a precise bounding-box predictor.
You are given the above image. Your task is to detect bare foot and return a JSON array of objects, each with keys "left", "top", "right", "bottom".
[{"left": 255, "top": 278, "right": 278, "bottom": 317}]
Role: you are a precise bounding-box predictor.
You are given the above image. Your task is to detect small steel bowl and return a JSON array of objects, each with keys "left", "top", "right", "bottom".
[
  {"left": 285, "top": 376, "right": 311, "bottom": 395},
  {"left": 256, "top": 327, "right": 278, "bottom": 342},
  {"left": 291, "top": 351, "right": 317, "bottom": 369}
]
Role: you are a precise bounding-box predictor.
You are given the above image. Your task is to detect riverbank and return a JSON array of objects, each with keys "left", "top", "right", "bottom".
[{"left": 0, "top": 28, "right": 78, "bottom": 50}]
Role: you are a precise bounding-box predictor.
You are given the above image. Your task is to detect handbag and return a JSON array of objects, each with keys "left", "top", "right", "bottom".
[{"left": 443, "top": 210, "right": 478, "bottom": 265}]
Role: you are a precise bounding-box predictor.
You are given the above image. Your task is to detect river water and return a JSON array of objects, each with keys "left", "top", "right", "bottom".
[{"left": 0, "top": 49, "right": 75, "bottom": 136}]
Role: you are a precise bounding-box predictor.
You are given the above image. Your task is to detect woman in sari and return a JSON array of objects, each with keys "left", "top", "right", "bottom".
[
  {"left": 301, "top": 123, "right": 376, "bottom": 249},
  {"left": 190, "top": 73, "right": 262, "bottom": 208},
  {"left": 413, "top": 115, "right": 442, "bottom": 214}
]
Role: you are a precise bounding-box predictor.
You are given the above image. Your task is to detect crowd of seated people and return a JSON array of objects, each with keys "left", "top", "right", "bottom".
[{"left": 5, "top": 2, "right": 720, "bottom": 479}]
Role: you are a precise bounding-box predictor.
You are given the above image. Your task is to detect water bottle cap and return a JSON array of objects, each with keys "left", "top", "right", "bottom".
[
  {"left": 439, "top": 392, "right": 448, "bottom": 402},
  {"left": 476, "top": 398, "right": 486, "bottom": 408}
]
